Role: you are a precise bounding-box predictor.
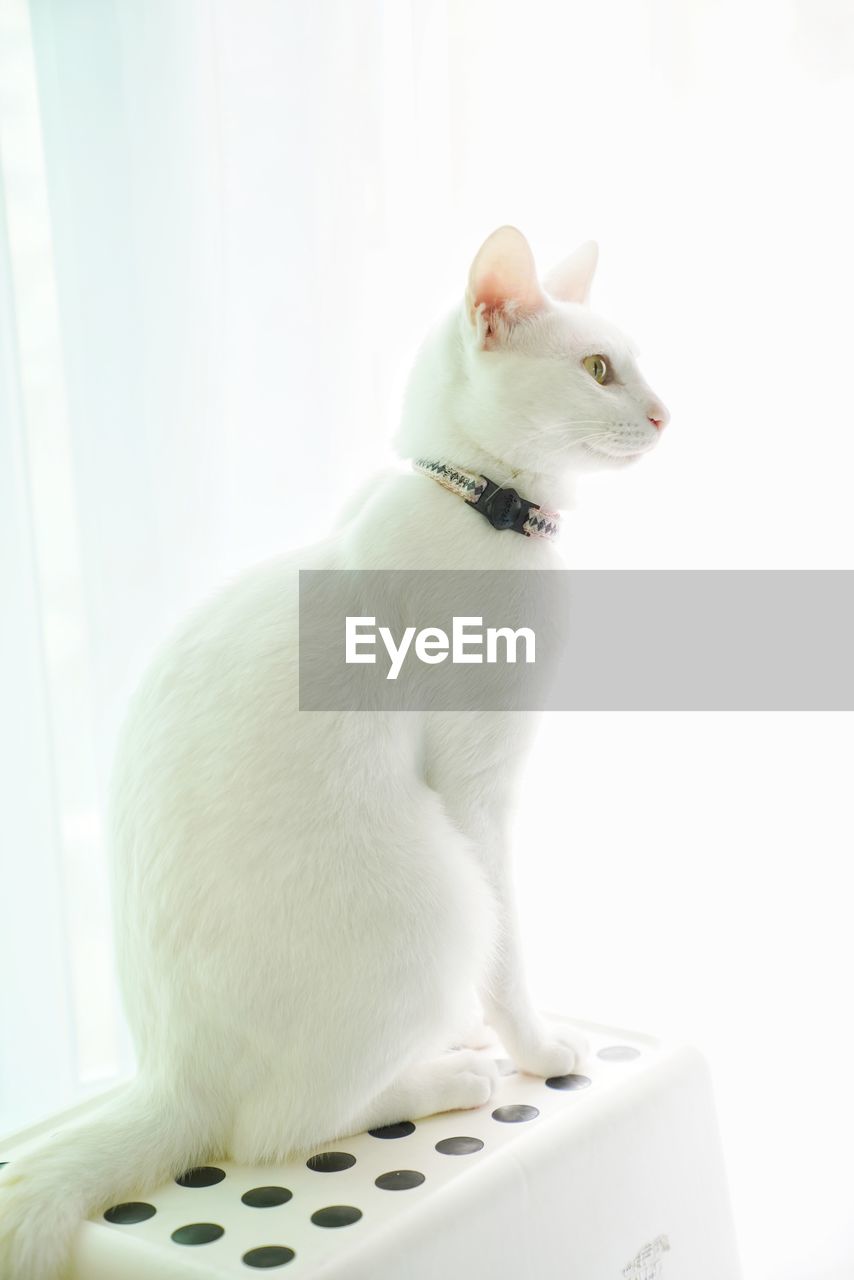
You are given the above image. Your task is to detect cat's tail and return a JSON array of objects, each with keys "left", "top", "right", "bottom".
[{"left": 0, "top": 1076, "right": 220, "bottom": 1280}]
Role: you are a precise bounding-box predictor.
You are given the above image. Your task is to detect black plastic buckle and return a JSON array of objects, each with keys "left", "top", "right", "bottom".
[{"left": 471, "top": 477, "right": 538, "bottom": 535}]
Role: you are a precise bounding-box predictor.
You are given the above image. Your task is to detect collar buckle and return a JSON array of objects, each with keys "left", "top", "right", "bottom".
[
  {"left": 472, "top": 479, "right": 538, "bottom": 535},
  {"left": 412, "top": 458, "right": 560, "bottom": 541}
]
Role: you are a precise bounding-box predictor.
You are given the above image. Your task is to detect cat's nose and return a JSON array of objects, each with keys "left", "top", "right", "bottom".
[{"left": 648, "top": 406, "right": 670, "bottom": 431}]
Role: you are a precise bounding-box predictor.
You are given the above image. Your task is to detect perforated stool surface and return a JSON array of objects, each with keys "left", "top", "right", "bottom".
[{"left": 0, "top": 1016, "right": 743, "bottom": 1279}]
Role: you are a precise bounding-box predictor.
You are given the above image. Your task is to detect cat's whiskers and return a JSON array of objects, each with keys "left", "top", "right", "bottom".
[{"left": 486, "top": 419, "right": 612, "bottom": 497}]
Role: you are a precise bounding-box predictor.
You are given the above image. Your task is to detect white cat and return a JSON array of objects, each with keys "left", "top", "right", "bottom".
[{"left": 0, "top": 226, "right": 668, "bottom": 1278}]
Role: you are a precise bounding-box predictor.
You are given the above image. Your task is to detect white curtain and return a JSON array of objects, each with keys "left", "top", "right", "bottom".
[{"left": 2, "top": 2, "right": 853, "bottom": 1277}]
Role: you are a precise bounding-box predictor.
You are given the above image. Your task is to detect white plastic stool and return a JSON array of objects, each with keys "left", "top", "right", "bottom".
[{"left": 1, "top": 1016, "right": 742, "bottom": 1279}]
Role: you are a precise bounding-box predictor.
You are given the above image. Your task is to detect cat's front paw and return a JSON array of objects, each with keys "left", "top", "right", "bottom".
[{"left": 501, "top": 1019, "right": 589, "bottom": 1079}]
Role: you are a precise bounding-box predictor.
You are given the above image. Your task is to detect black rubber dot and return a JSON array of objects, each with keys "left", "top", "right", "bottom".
[
  {"left": 176, "top": 1166, "right": 226, "bottom": 1188},
  {"left": 491, "top": 1104, "right": 539, "bottom": 1123},
  {"left": 368, "top": 1121, "right": 415, "bottom": 1139},
  {"left": 597, "top": 1045, "right": 641, "bottom": 1062},
  {"left": 546, "top": 1073, "right": 592, "bottom": 1091},
  {"left": 306, "top": 1151, "right": 356, "bottom": 1173},
  {"left": 375, "top": 1169, "right": 425, "bottom": 1190},
  {"left": 241, "top": 1186, "right": 293, "bottom": 1208},
  {"left": 242, "top": 1245, "right": 296, "bottom": 1267},
  {"left": 310, "top": 1204, "right": 363, "bottom": 1228},
  {"left": 435, "top": 1136, "right": 484, "bottom": 1155},
  {"left": 104, "top": 1201, "right": 157, "bottom": 1224},
  {"left": 171, "top": 1222, "right": 225, "bottom": 1245}
]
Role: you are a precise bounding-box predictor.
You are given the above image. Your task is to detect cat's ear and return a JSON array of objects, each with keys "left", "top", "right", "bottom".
[
  {"left": 544, "top": 240, "right": 599, "bottom": 305},
  {"left": 466, "top": 226, "right": 546, "bottom": 343}
]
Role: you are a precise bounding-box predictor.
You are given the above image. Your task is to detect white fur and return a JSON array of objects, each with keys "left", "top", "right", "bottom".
[{"left": 0, "top": 226, "right": 668, "bottom": 1278}]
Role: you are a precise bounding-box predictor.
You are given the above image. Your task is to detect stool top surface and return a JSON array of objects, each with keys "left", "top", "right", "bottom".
[{"left": 1, "top": 1016, "right": 664, "bottom": 1278}]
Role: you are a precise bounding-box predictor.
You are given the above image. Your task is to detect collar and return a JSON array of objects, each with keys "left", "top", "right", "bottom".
[{"left": 413, "top": 458, "right": 561, "bottom": 541}]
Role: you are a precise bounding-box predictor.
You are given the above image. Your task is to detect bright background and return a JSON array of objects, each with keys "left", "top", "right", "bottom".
[{"left": 1, "top": 1, "right": 853, "bottom": 1277}]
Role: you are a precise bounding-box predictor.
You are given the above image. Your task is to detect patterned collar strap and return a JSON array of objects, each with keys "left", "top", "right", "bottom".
[{"left": 413, "top": 458, "right": 561, "bottom": 541}]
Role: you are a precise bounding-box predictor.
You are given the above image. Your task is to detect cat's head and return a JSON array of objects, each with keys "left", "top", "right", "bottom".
[
  {"left": 460, "top": 226, "right": 669, "bottom": 476},
  {"left": 399, "top": 226, "right": 669, "bottom": 491}
]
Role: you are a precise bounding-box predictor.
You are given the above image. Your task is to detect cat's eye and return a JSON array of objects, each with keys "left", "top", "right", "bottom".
[{"left": 583, "top": 354, "right": 609, "bottom": 384}]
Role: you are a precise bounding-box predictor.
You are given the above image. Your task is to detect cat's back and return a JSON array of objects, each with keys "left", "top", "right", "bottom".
[{"left": 108, "top": 539, "right": 334, "bottom": 836}]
